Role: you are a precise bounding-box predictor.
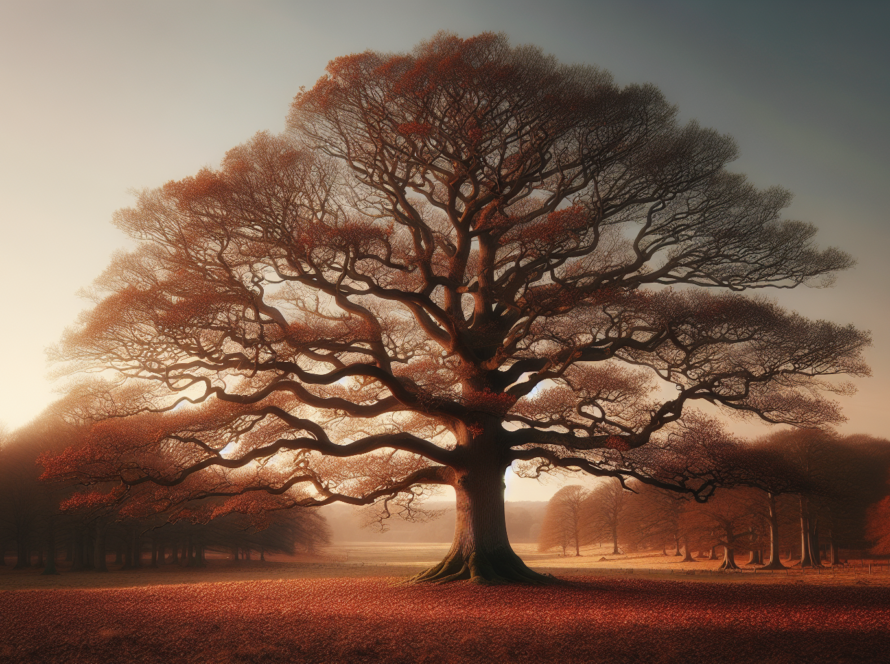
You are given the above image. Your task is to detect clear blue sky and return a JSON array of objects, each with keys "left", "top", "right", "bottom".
[{"left": 2, "top": 0, "right": 888, "bottom": 498}]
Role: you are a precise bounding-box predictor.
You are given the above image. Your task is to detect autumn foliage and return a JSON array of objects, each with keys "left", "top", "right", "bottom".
[{"left": 43, "top": 33, "right": 870, "bottom": 583}]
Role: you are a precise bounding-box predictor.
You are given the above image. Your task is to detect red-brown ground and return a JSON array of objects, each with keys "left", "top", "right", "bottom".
[{"left": 2, "top": 575, "right": 889, "bottom": 663}]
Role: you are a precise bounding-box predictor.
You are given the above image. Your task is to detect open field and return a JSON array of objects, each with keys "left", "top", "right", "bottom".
[
  {"left": 3, "top": 543, "right": 890, "bottom": 663},
  {"left": 5, "top": 542, "right": 890, "bottom": 590}
]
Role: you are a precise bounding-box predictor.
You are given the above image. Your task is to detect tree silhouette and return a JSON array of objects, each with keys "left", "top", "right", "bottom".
[
  {"left": 44, "top": 33, "right": 869, "bottom": 583},
  {"left": 587, "top": 479, "right": 630, "bottom": 555},
  {"left": 538, "top": 485, "right": 594, "bottom": 556}
]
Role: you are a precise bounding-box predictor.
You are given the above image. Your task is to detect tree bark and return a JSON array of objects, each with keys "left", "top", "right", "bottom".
[
  {"left": 761, "top": 492, "right": 786, "bottom": 570},
  {"left": 131, "top": 529, "right": 142, "bottom": 569},
  {"left": 42, "top": 522, "right": 59, "bottom": 576},
  {"left": 680, "top": 537, "right": 695, "bottom": 563},
  {"left": 808, "top": 519, "right": 822, "bottom": 567},
  {"left": 411, "top": 461, "right": 550, "bottom": 584},
  {"left": 798, "top": 496, "right": 816, "bottom": 567},
  {"left": 71, "top": 529, "right": 85, "bottom": 571},
  {"left": 15, "top": 540, "right": 29, "bottom": 569},
  {"left": 94, "top": 524, "right": 108, "bottom": 572},
  {"left": 718, "top": 544, "right": 740, "bottom": 571},
  {"left": 83, "top": 529, "right": 94, "bottom": 569},
  {"left": 828, "top": 538, "right": 840, "bottom": 566}
]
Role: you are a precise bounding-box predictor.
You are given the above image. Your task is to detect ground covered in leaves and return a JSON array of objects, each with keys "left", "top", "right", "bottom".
[{"left": 2, "top": 575, "right": 889, "bottom": 663}]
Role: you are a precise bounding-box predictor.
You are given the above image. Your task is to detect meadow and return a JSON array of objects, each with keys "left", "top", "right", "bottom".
[{"left": 2, "top": 543, "right": 889, "bottom": 663}]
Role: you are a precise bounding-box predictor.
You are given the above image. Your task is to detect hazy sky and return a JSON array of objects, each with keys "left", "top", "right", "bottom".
[{"left": 2, "top": 0, "right": 888, "bottom": 499}]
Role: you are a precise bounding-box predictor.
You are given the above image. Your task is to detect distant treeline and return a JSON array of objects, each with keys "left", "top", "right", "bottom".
[
  {"left": 0, "top": 420, "right": 330, "bottom": 573},
  {"left": 323, "top": 501, "right": 548, "bottom": 544},
  {"left": 539, "top": 430, "right": 890, "bottom": 568}
]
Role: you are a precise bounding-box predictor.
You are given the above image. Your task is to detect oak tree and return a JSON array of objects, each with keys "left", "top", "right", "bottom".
[
  {"left": 538, "top": 485, "right": 594, "bottom": 556},
  {"left": 45, "top": 33, "right": 869, "bottom": 583}
]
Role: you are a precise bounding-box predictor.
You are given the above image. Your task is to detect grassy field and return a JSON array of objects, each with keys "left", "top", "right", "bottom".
[{"left": 2, "top": 543, "right": 890, "bottom": 663}]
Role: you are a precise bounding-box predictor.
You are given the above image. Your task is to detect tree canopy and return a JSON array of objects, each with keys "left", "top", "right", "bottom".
[{"left": 43, "top": 33, "right": 870, "bottom": 583}]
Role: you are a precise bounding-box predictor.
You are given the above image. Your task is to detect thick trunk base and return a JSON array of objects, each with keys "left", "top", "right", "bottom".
[
  {"left": 410, "top": 544, "right": 554, "bottom": 585},
  {"left": 760, "top": 560, "right": 787, "bottom": 570},
  {"left": 409, "top": 458, "right": 556, "bottom": 585}
]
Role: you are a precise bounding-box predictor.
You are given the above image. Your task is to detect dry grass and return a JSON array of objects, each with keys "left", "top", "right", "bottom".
[{"left": 3, "top": 542, "right": 888, "bottom": 591}]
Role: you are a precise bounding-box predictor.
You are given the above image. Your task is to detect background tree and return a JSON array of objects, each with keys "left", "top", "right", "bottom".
[
  {"left": 587, "top": 479, "right": 630, "bottom": 555},
  {"left": 867, "top": 489, "right": 890, "bottom": 557},
  {"left": 623, "top": 483, "right": 696, "bottom": 560},
  {"left": 755, "top": 429, "right": 890, "bottom": 567},
  {"left": 43, "top": 33, "right": 870, "bottom": 584},
  {"left": 538, "top": 485, "right": 594, "bottom": 556},
  {"left": 686, "top": 488, "right": 761, "bottom": 570}
]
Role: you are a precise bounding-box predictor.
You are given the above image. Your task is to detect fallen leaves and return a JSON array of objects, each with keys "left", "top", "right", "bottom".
[{"left": 1, "top": 576, "right": 889, "bottom": 663}]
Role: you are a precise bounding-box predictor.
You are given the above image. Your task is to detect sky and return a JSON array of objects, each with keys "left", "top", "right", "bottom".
[{"left": 1, "top": 0, "right": 888, "bottom": 500}]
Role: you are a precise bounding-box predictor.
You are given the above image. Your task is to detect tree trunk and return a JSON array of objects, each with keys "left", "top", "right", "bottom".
[
  {"left": 761, "top": 493, "right": 786, "bottom": 570},
  {"left": 828, "top": 539, "right": 840, "bottom": 566},
  {"left": 798, "top": 496, "right": 815, "bottom": 567},
  {"left": 15, "top": 539, "right": 29, "bottom": 569},
  {"left": 42, "top": 523, "right": 59, "bottom": 576},
  {"left": 71, "top": 529, "right": 85, "bottom": 571},
  {"left": 131, "top": 529, "right": 142, "bottom": 568},
  {"left": 680, "top": 537, "right": 695, "bottom": 563},
  {"left": 94, "top": 525, "right": 108, "bottom": 572},
  {"left": 808, "top": 519, "right": 822, "bottom": 568},
  {"left": 83, "top": 529, "right": 94, "bottom": 569},
  {"left": 410, "top": 462, "right": 550, "bottom": 584},
  {"left": 718, "top": 544, "right": 740, "bottom": 571}
]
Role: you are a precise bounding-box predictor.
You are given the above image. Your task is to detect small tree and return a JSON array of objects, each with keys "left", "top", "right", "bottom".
[
  {"left": 44, "top": 33, "right": 869, "bottom": 584},
  {"left": 624, "top": 483, "right": 696, "bottom": 560},
  {"left": 587, "top": 479, "right": 631, "bottom": 555},
  {"left": 538, "top": 485, "right": 594, "bottom": 556},
  {"left": 687, "top": 488, "right": 760, "bottom": 571}
]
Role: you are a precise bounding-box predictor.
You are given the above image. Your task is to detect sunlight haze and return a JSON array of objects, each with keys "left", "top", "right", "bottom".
[{"left": 1, "top": 0, "right": 888, "bottom": 503}]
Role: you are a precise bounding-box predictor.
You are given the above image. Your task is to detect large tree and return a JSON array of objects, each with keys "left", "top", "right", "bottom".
[{"left": 45, "top": 33, "right": 869, "bottom": 583}]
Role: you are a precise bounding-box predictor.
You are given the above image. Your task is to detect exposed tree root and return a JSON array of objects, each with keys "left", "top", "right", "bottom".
[
  {"left": 717, "top": 558, "right": 740, "bottom": 571},
  {"left": 409, "top": 546, "right": 557, "bottom": 585},
  {"left": 759, "top": 561, "right": 787, "bottom": 570}
]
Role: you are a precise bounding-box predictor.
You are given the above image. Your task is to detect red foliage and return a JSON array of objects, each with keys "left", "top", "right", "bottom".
[{"left": 867, "top": 496, "right": 890, "bottom": 556}]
